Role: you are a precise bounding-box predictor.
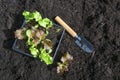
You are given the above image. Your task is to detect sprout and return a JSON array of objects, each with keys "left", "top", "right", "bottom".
[
  {"left": 56, "top": 29, "right": 61, "bottom": 32},
  {"left": 15, "top": 28, "right": 26, "bottom": 40},
  {"left": 29, "top": 47, "right": 39, "bottom": 58},
  {"left": 57, "top": 52, "right": 73, "bottom": 74},
  {"left": 26, "top": 29, "right": 32, "bottom": 38}
]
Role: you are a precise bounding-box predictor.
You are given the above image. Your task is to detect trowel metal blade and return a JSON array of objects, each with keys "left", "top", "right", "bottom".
[{"left": 75, "top": 35, "right": 94, "bottom": 53}]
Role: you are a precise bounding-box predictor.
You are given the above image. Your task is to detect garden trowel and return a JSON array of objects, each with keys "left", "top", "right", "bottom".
[{"left": 55, "top": 16, "right": 94, "bottom": 53}]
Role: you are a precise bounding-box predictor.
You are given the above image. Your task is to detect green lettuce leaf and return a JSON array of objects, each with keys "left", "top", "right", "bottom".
[
  {"left": 39, "top": 48, "right": 53, "bottom": 65},
  {"left": 26, "top": 29, "right": 31, "bottom": 38},
  {"left": 30, "top": 47, "right": 38, "bottom": 58}
]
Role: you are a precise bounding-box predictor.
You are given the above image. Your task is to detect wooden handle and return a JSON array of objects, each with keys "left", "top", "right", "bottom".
[{"left": 55, "top": 16, "right": 77, "bottom": 37}]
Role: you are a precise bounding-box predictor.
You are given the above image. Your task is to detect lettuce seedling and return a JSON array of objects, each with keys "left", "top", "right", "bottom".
[
  {"left": 15, "top": 28, "right": 26, "bottom": 39},
  {"left": 57, "top": 52, "right": 73, "bottom": 74}
]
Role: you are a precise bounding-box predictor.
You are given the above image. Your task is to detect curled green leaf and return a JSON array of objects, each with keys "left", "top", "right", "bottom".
[
  {"left": 23, "top": 11, "right": 42, "bottom": 23},
  {"left": 26, "top": 29, "right": 32, "bottom": 38},
  {"left": 39, "top": 48, "right": 53, "bottom": 65},
  {"left": 22, "top": 11, "right": 30, "bottom": 18},
  {"left": 38, "top": 18, "right": 53, "bottom": 29},
  {"left": 43, "top": 18, "right": 53, "bottom": 29},
  {"left": 30, "top": 47, "right": 39, "bottom": 58},
  {"left": 38, "top": 20, "right": 47, "bottom": 28},
  {"left": 23, "top": 11, "right": 34, "bottom": 22},
  {"left": 47, "top": 20, "right": 53, "bottom": 29},
  {"left": 33, "top": 11, "right": 42, "bottom": 21}
]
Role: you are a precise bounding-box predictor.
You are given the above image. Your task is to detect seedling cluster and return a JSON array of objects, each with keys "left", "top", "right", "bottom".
[{"left": 15, "top": 11, "right": 53, "bottom": 65}]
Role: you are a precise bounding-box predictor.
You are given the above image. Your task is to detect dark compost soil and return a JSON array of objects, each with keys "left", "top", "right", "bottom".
[{"left": 0, "top": 0, "right": 120, "bottom": 80}]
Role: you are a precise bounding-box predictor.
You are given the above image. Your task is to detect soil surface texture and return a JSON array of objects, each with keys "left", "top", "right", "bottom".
[{"left": 0, "top": 0, "right": 120, "bottom": 80}]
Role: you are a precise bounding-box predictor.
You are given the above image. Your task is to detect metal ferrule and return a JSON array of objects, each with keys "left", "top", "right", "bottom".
[{"left": 75, "top": 35, "right": 81, "bottom": 41}]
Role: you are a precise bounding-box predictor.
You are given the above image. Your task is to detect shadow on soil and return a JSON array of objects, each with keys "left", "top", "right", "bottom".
[{"left": 3, "top": 12, "right": 24, "bottom": 50}]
